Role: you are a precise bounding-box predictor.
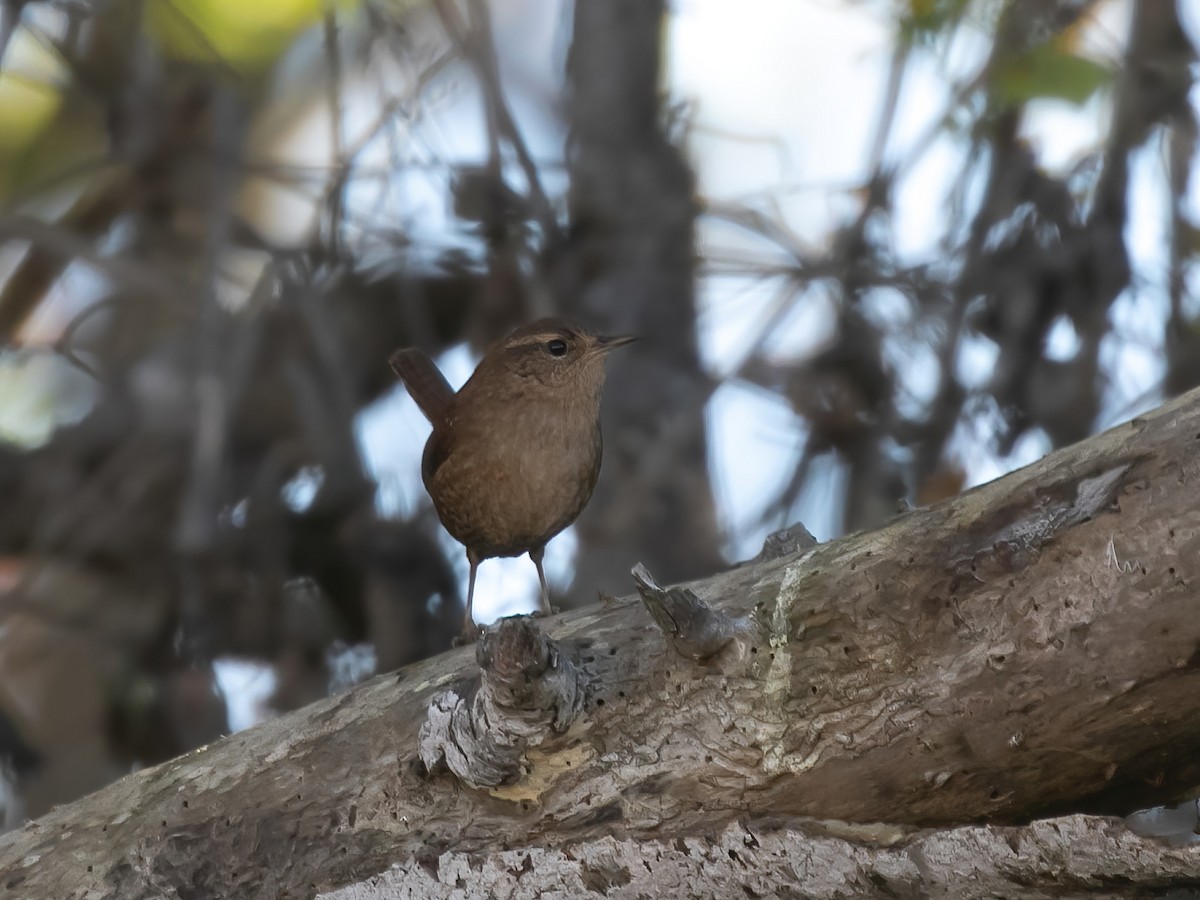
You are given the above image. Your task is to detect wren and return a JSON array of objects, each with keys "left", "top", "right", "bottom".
[{"left": 390, "top": 318, "right": 635, "bottom": 640}]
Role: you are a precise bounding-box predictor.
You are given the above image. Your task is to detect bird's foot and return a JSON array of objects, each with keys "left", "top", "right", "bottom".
[{"left": 530, "top": 605, "right": 559, "bottom": 618}]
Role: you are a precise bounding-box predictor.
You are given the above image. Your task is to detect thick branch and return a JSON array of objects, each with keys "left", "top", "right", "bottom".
[{"left": 4, "top": 388, "right": 1200, "bottom": 898}]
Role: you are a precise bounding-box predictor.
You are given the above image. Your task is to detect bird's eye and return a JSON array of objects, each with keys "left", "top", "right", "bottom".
[{"left": 546, "top": 339, "right": 568, "bottom": 357}]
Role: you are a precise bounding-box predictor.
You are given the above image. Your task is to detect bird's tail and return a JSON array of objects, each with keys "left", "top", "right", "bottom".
[{"left": 389, "top": 349, "right": 454, "bottom": 428}]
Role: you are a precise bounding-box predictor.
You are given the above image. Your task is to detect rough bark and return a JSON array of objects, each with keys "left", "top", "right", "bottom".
[
  {"left": 5, "top": 386, "right": 1200, "bottom": 898},
  {"left": 320, "top": 816, "right": 1200, "bottom": 900}
]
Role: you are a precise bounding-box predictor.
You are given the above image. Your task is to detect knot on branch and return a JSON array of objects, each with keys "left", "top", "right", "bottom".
[
  {"left": 750, "top": 521, "right": 818, "bottom": 564},
  {"left": 633, "top": 563, "right": 751, "bottom": 662},
  {"left": 417, "top": 616, "right": 585, "bottom": 789}
]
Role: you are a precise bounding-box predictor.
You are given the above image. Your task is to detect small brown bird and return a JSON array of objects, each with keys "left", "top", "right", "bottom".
[{"left": 390, "top": 318, "right": 635, "bottom": 639}]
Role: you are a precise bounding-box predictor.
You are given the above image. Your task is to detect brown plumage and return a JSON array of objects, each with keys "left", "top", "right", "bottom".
[{"left": 390, "top": 318, "right": 635, "bottom": 639}]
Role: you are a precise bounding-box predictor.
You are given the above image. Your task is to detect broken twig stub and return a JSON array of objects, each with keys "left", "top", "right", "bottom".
[
  {"left": 632, "top": 563, "right": 752, "bottom": 662},
  {"left": 417, "top": 616, "right": 586, "bottom": 788}
]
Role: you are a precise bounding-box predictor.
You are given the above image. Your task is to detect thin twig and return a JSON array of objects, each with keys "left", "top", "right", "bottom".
[
  {"left": 175, "top": 90, "right": 243, "bottom": 557},
  {"left": 431, "top": 0, "right": 559, "bottom": 242},
  {"left": 321, "top": 5, "right": 346, "bottom": 257},
  {"left": 0, "top": 213, "right": 185, "bottom": 301}
]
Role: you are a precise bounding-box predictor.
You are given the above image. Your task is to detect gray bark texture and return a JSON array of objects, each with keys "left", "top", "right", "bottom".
[
  {"left": 320, "top": 816, "right": 1199, "bottom": 900},
  {"left": 5, "top": 386, "right": 1200, "bottom": 898}
]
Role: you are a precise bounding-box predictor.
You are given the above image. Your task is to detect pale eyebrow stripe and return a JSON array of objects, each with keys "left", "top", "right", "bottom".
[{"left": 506, "top": 333, "right": 570, "bottom": 348}]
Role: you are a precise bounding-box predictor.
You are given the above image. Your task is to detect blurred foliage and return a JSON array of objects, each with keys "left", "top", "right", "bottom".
[
  {"left": 149, "top": 0, "right": 359, "bottom": 67},
  {"left": 900, "top": 0, "right": 978, "bottom": 43},
  {"left": 994, "top": 40, "right": 1113, "bottom": 105},
  {"left": 0, "top": 353, "right": 58, "bottom": 446},
  {"left": 0, "top": 32, "right": 64, "bottom": 157},
  {"left": 0, "top": 0, "right": 366, "bottom": 199}
]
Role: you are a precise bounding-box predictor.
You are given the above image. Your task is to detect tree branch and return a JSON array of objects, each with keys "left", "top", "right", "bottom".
[{"left": 5, "top": 386, "right": 1200, "bottom": 898}]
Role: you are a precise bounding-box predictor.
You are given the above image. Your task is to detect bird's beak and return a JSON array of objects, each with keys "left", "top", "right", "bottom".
[{"left": 594, "top": 333, "right": 638, "bottom": 353}]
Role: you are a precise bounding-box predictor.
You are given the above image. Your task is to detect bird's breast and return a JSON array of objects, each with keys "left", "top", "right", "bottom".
[{"left": 424, "top": 395, "right": 603, "bottom": 558}]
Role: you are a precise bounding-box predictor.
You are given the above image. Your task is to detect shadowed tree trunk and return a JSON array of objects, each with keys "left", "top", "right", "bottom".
[
  {"left": 3, "top": 386, "right": 1200, "bottom": 898},
  {"left": 553, "top": 0, "right": 725, "bottom": 600}
]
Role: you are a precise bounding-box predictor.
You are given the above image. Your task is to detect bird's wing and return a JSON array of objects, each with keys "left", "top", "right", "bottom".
[
  {"left": 421, "top": 424, "right": 454, "bottom": 481},
  {"left": 389, "top": 348, "right": 454, "bottom": 428}
]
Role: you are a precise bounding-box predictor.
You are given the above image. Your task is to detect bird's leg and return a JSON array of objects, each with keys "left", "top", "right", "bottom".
[
  {"left": 458, "top": 549, "right": 481, "bottom": 644},
  {"left": 529, "top": 545, "right": 554, "bottom": 617}
]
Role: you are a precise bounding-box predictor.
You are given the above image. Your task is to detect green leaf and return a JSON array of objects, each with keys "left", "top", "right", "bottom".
[{"left": 994, "top": 44, "right": 1114, "bottom": 107}]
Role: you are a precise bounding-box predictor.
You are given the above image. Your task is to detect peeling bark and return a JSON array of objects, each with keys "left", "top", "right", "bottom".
[
  {"left": 319, "top": 815, "right": 1200, "bottom": 900},
  {"left": 4, "top": 387, "right": 1200, "bottom": 898}
]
